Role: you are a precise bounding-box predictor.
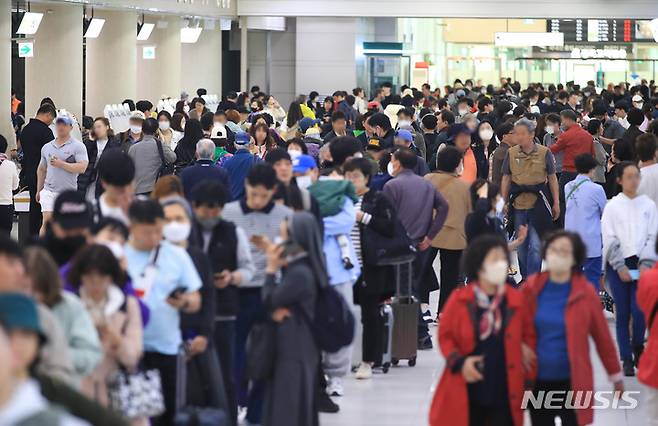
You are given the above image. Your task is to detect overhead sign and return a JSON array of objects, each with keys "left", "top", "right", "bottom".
[
  {"left": 494, "top": 32, "right": 564, "bottom": 47},
  {"left": 18, "top": 41, "right": 33, "bottom": 58},
  {"left": 142, "top": 46, "right": 156, "bottom": 60},
  {"left": 546, "top": 19, "right": 656, "bottom": 43}
]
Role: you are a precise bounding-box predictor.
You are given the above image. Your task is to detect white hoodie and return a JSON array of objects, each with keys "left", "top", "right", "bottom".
[{"left": 601, "top": 192, "right": 658, "bottom": 270}]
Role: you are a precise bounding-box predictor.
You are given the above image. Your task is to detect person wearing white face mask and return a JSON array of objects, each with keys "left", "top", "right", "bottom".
[
  {"left": 429, "top": 235, "right": 534, "bottom": 426},
  {"left": 156, "top": 111, "right": 173, "bottom": 148},
  {"left": 161, "top": 197, "right": 228, "bottom": 412},
  {"left": 524, "top": 231, "right": 623, "bottom": 426},
  {"left": 542, "top": 113, "right": 563, "bottom": 176},
  {"left": 119, "top": 111, "right": 145, "bottom": 152},
  {"left": 472, "top": 121, "right": 498, "bottom": 180}
]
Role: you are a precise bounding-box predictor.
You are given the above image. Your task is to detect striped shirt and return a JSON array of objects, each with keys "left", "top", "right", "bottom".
[{"left": 350, "top": 197, "right": 364, "bottom": 267}]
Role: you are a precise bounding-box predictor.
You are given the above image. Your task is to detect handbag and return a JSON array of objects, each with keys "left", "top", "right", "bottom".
[
  {"left": 245, "top": 321, "right": 277, "bottom": 381},
  {"left": 107, "top": 367, "right": 165, "bottom": 419}
]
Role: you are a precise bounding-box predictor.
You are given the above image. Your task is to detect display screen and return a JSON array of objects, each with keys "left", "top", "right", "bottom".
[{"left": 547, "top": 19, "right": 647, "bottom": 43}]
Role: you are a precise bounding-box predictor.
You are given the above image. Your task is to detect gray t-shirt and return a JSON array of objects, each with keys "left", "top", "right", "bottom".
[
  {"left": 128, "top": 135, "right": 176, "bottom": 194},
  {"left": 39, "top": 138, "right": 88, "bottom": 192}
]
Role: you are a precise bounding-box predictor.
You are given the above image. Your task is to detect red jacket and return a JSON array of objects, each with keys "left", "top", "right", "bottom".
[
  {"left": 429, "top": 284, "right": 535, "bottom": 426},
  {"left": 638, "top": 263, "right": 658, "bottom": 388},
  {"left": 524, "top": 272, "right": 622, "bottom": 426},
  {"left": 549, "top": 125, "right": 594, "bottom": 173}
]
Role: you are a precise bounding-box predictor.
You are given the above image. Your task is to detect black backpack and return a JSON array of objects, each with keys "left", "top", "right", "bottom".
[{"left": 301, "top": 285, "right": 355, "bottom": 353}]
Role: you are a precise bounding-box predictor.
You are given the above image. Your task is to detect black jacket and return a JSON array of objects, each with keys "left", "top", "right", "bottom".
[
  {"left": 354, "top": 189, "right": 397, "bottom": 304},
  {"left": 19, "top": 118, "right": 54, "bottom": 186},
  {"left": 190, "top": 220, "right": 240, "bottom": 317},
  {"left": 465, "top": 198, "right": 505, "bottom": 243},
  {"left": 471, "top": 140, "right": 498, "bottom": 180},
  {"left": 77, "top": 137, "right": 121, "bottom": 198},
  {"left": 181, "top": 246, "right": 216, "bottom": 340}
]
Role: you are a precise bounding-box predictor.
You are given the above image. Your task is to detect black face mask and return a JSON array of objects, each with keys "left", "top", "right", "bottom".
[{"left": 46, "top": 233, "right": 87, "bottom": 266}]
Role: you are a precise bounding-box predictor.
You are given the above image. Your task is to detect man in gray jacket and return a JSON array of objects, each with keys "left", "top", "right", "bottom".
[{"left": 128, "top": 118, "right": 176, "bottom": 195}]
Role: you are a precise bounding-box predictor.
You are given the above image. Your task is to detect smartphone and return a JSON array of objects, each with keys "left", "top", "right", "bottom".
[{"left": 168, "top": 286, "right": 187, "bottom": 299}]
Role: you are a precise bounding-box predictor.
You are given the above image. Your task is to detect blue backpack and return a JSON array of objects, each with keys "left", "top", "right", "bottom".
[{"left": 301, "top": 285, "right": 355, "bottom": 353}]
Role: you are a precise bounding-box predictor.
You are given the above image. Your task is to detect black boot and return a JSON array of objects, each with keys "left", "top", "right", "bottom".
[
  {"left": 633, "top": 345, "right": 645, "bottom": 368},
  {"left": 623, "top": 359, "right": 635, "bottom": 377}
]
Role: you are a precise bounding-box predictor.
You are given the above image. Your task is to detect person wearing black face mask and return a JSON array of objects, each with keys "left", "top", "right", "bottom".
[
  {"left": 189, "top": 181, "right": 255, "bottom": 426},
  {"left": 35, "top": 190, "right": 92, "bottom": 266}
]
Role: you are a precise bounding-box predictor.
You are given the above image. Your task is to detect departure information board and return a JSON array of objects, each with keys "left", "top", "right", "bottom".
[{"left": 547, "top": 19, "right": 640, "bottom": 43}]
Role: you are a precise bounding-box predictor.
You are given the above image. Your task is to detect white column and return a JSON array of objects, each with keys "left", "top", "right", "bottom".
[
  {"left": 25, "top": 3, "right": 83, "bottom": 120},
  {"left": 136, "top": 17, "right": 181, "bottom": 104},
  {"left": 86, "top": 10, "right": 137, "bottom": 118},
  {"left": 240, "top": 17, "right": 248, "bottom": 92},
  {"left": 295, "top": 17, "right": 357, "bottom": 96},
  {"left": 181, "top": 27, "right": 222, "bottom": 98},
  {"left": 0, "top": 0, "right": 14, "bottom": 150}
]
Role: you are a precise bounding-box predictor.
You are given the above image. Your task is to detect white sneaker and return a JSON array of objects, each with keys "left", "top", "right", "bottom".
[
  {"left": 326, "top": 377, "right": 344, "bottom": 396},
  {"left": 355, "top": 363, "right": 372, "bottom": 380}
]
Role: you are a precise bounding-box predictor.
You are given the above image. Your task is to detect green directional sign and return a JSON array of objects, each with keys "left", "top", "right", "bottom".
[
  {"left": 142, "top": 46, "right": 156, "bottom": 60},
  {"left": 18, "top": 42, "right": 33, "bottom": 58}
]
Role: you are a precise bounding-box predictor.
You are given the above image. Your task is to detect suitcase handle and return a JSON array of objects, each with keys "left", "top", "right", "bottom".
[{"left": 394, "top": 261, "right": 414, "bottom": 299}]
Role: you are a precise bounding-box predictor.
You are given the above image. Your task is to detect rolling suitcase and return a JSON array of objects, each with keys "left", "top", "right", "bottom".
[
  {"left": 390, "top": 260, "right": 418, "bottom": 367},
  {"left": 379, "top": 303, "right": 393, "bottom": 373},
  {"left": 174, "top": 346, "right": 229, "bottom": 426}
]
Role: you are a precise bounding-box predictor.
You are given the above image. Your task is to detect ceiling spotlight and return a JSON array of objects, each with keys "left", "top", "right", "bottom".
[
  {"left": 137, "top": 22, "right": 155, "bottom": 41},
  {"left": 181, "top": 26, "right": 202, "bottom": 43},
  {"left": 84, "top": 18, "right": 105, "bottom": 38},
  {"left": 17, "top": 12, "right": 44, "bottom": 35}
]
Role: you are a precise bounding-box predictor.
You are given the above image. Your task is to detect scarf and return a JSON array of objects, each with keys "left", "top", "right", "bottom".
[{"left": 472, "top": 282, "right": 506, "bottom": 340}]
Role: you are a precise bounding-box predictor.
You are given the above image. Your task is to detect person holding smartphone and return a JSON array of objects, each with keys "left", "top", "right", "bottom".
[{"left": 602, "top": 161, "right": 658, "bottom": 376}]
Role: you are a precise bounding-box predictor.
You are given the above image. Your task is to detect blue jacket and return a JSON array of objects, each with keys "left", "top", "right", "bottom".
[
  {"left": 323, "top": 198, "right": 361, "bottom": 285},
  {"left": 221, "top": 149, "right": 260, "bottom": 201},
  {"left": 180, "top": 159, "right": 231, "bottom": 200}
]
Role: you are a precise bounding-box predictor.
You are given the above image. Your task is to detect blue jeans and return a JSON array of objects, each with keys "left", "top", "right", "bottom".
[
  {"left": 234, "top": 288, "right": 265, "bottom": 424},
  {"left": 607, "top": 266, "right": 645, "bottom": 360},
  {"left": 514, "top": 209, "right": 542, "bottom": 280},
  {"left": 583, "top": 257, "right": 602, "bottom": 291}
]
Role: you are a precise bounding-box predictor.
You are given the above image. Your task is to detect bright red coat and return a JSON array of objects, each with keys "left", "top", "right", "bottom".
[
  {"left": 429, "top": 284, "right": 535, "bottom": 426},
  {"left": 637, "top": 263, "right": 658, "bottom": 388},
  {"left": 524, "top": 272, "right": 622, "bottom": 426}
]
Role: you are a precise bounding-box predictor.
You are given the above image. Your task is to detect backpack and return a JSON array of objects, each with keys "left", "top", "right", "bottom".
[{"left": 301, "top": 285, "right": 355, "bottom": 353}]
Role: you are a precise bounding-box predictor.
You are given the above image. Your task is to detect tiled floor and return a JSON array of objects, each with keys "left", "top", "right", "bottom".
[{"left": 321, "top": 295, "right": 652, "bottom": 426}]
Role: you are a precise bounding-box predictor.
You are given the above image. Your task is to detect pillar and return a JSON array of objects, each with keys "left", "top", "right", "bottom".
[
  {"left": 25, "top": 3, "right": 83, "bottom": 121},
  {"left": 0, "top": 0, "right": 14, "bottom": 150},
  {"left": 136, "top": 17, "right": 181, "bottom": 104},
  {"left": 86, "top": 10, "right": 137, "bottom": 118},
  {"left": 240, "top": 17, "right": 248, "bottom": 92},
  {"left": 181, "top": 27, "right": 222, "bottom": 98},
  {"left": 295, "top": 17, "right": 357, "bottom": 96}
]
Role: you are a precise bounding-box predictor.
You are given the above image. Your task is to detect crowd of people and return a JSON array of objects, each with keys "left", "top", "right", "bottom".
[{"left": 1, "top": 77, "right": 658, "bottom": 426}]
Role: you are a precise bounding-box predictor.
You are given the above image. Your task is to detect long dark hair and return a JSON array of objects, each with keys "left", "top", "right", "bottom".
[
  {"left": 171, "top": 113, "right": 185, "bottom": 132},
  {"left": 250, "top": 122, "right": 276, "bottom": 150},
  {"left": 286, "top": 101, "right": 304, "bottom": 128},
  {"left": 178, "top": 119, "right": 204, "bottom": 150}
]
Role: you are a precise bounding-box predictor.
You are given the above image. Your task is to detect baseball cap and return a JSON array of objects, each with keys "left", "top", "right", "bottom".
[
  {"left": 395, "top": 129, "right": 414, "bottom": 143},
  {"left": 448, "top": 123, "right": 472, "bottom": 140},
  {"left": 632, "top": 94, "right": 643, "bottom": 103},
  {"left": 299, "top": 117, "right": 321, "bottom": 134},
  {"left": 130, "top": 111, "right": 146, "bottom": 121},
  {"left": 0, "top": 293, "right": 46, "bottom": 342},
  {"left": 52, "top": 190, "right": 92, "bottom": 230},
  {"left": 292, "top": 154, "right": 317, "bottom": 174},
  {"left": 234, "top": 131, "right": 251, "bottom": 145},
  {"left": 455, "top": 89, "right": 466, "bottom": 99},
  {"left": 211, "top": 124, "right": 227, "bottom": 139},
  {"left": 55, "top": 114, "right": 73, "bottom": 126}
]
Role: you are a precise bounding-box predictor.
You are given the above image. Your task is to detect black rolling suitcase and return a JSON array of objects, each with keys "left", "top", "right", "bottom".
[
  {"left": 389, "top": 258, "right": 418, "bottom": 367},
  {"left": 174, "top": 346, "right": 229, "bottom": 426}
]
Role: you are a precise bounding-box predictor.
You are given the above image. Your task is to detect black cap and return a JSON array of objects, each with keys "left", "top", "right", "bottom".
[{"left": 53, "top": 191, "right": 92, "bottom": 230}]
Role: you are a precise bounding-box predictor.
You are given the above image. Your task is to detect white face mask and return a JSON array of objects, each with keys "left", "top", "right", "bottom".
[
  {"left": 398, "top": 120, "right": 412, "bottom": 128},
  {"left": 481, "top": 260, "right": 509, "bottom": 286},
  {"left": 130, "top": 125, "right": 142, "bottom": 134},
  {"left": 545, "top": 253, "right": 573, "bottom": 274},
  {"left": 183, "top": 105, "right": 190, "bottom": 113},
  {"left": 296, "top": 175, "right": 312, "bottom": 190},
  {"left": 635, "top": 103, "right": 644, "bottom": 110},
  {"left": 495, "top": 198, "right": 505, "bottom": 214},
  {"left": 479, "top": 129, "right": 494, "bottom": 141},
  {"left": 458, "top": 108, "right": 469, "bottom": 116},
  {"left": 288, "top": 149, "right": 302, "bottom": 159},
  {"left": 387, "top": 161, "right": 396, "bottom": 176},
  {"left": 100, "top": 240, "right": 124, "bottom": 260},
  {"left": 545, "top": 126, "right": 555, "bottom": 135},
  {"left": 163, "top": 221, "right": 191, "bottom": 244},
  {"left": 159, "top": 121, "right": 170, "bottom": 131}
]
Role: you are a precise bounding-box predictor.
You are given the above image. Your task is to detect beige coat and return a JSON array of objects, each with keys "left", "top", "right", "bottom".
[
  {"left": 425, "top": 172, "right": 472, "bottom": 250},
  {"left": 80, "top": 288, "right": 143, "bottom": 407}
]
